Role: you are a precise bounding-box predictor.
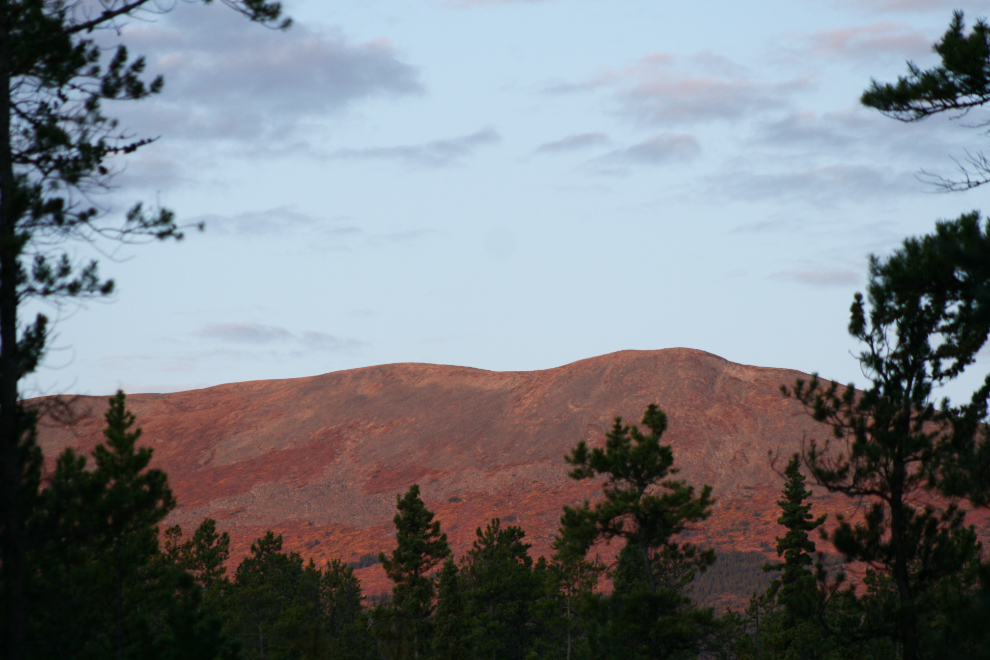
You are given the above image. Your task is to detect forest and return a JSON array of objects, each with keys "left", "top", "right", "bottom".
[{"left": 2, "top": 2, "right": 990, "bottom": 660}]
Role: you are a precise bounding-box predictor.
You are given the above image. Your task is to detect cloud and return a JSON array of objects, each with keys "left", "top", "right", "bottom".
[
  {"left": 179, "top": 207, "right": 435, "bottom": 250},
  {"left": 751, "top": 106, "right": 973, "bottom": 170},
  {"left": 299, "top": 332, "right": 366, "bottom": 352},
  {"left": 772, "top": 269, "right": 861, "bottom": 286},
  {"left": 367, "top": 229, "right": 436, "bottom": 245},
  {"left": 195, "top": 323, "right": 366, "bottom": 352},
  {"left": 111, "top": 5, "right": 423, "bottom": 142},
  {"left": 536, "top": 132, "right": 611, "bottom": 154},
  {"left": 197, "top": 323, "right": 292, "bottom": 344},
  {"left": 619, "top": 75, "right": 810, "bottom": 126},
  {"left": 330, "top": 127, "right": 500, "bottom": 168},
  {"left": 842, "top": 0, "right": 990, "bottom": 14},
  {"left": 543, "top": 53, "right": 675, "bottom": 95},
  {"left": 772, "top": 22, "right": 932, "bottom": 67},
  {"left": 807, "top": 23, "right": 931, "bottom": 61},
  {"left": 545, "top": 52, "right": 809, "bottom": 126},
  {"left": 712, "top": 164, "right": 917, "bottom": 206},
  {"left": 584, "top": 134, "right": 701, "bottom": 175}
]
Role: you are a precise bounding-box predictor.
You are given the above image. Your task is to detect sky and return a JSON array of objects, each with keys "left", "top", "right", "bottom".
[{"left": 22, "top": 0, "right": 990, "bottom": 403}]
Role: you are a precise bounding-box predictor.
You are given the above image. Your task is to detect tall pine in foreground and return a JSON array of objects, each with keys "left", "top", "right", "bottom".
[
  {"left": 376, "top": 484, "right": 450, "bottom": 660},
  {"left": 784, "top": 213, "right": 990, "bottom": 660},
  {"left": 0, "top": 3, "right": 289, "bottom": 656}
]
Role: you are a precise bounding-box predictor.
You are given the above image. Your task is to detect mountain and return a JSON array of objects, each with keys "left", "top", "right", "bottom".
[{"left": 30, "top": 348, "right": 990, "bottom": 607}]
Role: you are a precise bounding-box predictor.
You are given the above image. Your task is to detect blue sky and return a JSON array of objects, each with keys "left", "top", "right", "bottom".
[{"left": 24, "top": 0, "right": 990, "bottom": 402}]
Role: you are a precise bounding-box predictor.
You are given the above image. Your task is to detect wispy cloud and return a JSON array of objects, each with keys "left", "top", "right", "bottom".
[
  {"left": 545, "top": 52, "right": 810, "bottom": 127},
  {"left": 619, "top": 75, "right": 810, "bottom": 126},
  {"left": 839, "top": 0, "right": 990, "bottom": 14},
  {"left": 453, "top": 0, "right": 554, "bottom": 5},
  {"left": 330, "top": 127, "right": 501, "bottom": 168},
  {"left": 711, "top": 163, "right": 918, "bottom": 206},
  {"left": 536, "top": 132, "right": 611, "bottom": 154},
  {"left": 772, "top": 22, "right": 932, "bottom": 67},
  {"left": 196, "top": 323, "right": 292, "bottom": 344},
  {"left": 751, "top": 106, "right": 971, "bottom": 170},
  {"left": 772, "top": 269, "right": 861, "bottom": 286},
  {"left": 807, "top": 23, "right": 931, "bottom": 61},
  {"left": 195, "top": 323, "right": 366, "bottom": 352},
  {"left": 180, "top": 207, "right": 436, "bottom": 251},
  {"left": 584, "top": 134, "right": 701, "bottom": 175}
]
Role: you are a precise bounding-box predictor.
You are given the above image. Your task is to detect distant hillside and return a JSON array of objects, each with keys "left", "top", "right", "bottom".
[{"left": 30, "top": 348, "right": 990, "bottom": 603}]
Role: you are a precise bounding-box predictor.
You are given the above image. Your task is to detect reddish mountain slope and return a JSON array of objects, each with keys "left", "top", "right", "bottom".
[{"left": 31, "top": 348, "right": 990, "bottom": 604}]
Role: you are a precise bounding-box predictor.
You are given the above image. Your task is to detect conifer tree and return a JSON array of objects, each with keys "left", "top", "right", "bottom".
[
  {"left": 861, "top": 11, "right": 990, "bottom": 191},
  {"left": 785, "top": 215, "right": 990, "bottom": 660},
  {"left": 222, "top": 531, "right": 321, "bottom": 660},
  {"left": 377, "top": 484, "right": 450, "bottom": 660},
  {"left": 432, "top": 558, "right": 468, "bottom": 660},
  {"left": 736, "top": 456, "right": 831, "bottom": 660},
  {"left": 557, "top": 404, "right": 718, "bottom": 660},
  {"left": 529, "top": 544, "right": 601, "bottom": 660},
  {"left": 0, "top": 3, "right": 289, "bottom": 657},
  {"left": 24, "top": 391, "right": 233, "bottom": 660},
  {"left": 458, "top": 518, "right": 542, "bottom": 660},
  {"left": 315, "top": 559, "right": 375, "bottom": 660},
  {"left": 765, "top": 456, "right": 826, "bottom": 620}
]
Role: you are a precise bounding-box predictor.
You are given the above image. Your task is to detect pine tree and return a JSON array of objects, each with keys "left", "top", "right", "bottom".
[
  {"left": 318, "top": 559, "right": 375, "bottom": 660},
  {"left": 528, "top": 545, "right": 601, "bottom": 660},
  {"left": 557, "top": 404, "right": 718, "bottom": 660},
  {"left": 785, "top": 214, "right": 990, "bottom": 660},
  {"left": 861, "top": 11, "right": 990, "bottom": 191},
  {"left": 0, "top": 3, "right": 289, "bottom": 657},
  {"left": 161, "top": 518, "right": 232, "bottom": 616},
  {"left": 377, "top": 484, "right": 450, "bottom": 660}
]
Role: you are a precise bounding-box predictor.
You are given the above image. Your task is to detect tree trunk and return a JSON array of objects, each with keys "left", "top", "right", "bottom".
[
  {"left": 0, "top": 1, "right": 28, "bottom": 658},
  {"left": 890, "top": 448, "right": 917, "bottom": 660}
]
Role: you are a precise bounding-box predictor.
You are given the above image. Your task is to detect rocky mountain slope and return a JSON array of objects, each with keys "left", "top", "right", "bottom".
[{"left": 31, "top": 348, "right": 990, "bottom": 605}]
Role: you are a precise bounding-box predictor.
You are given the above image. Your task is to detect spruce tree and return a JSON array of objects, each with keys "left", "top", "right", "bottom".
[
  {"left": 432, "top": 559, "right": 468, "bottom": 660},
  {"left": 377, "top": 484, "right": 450, "bottom": 660},
  {"left": 458, "top": 518, "right": 542, "bottom": 660},
  {"left": 318, "top": 559, "right": 375, "bottom": 660},
  {"left": 765, "top": 455, "right": 826, "bottom": 620},
  {"left": 222, "top": 531, "right": 321, "bottom": 660},
  {"left": 738, "top": 456, "right": 831, "bottom": 660},
  {"left": 24, "top": 391, "right": 233, "bottom": 660}
]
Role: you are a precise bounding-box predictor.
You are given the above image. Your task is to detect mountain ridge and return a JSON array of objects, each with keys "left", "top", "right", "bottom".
[{"left": 32, "top": 348, "right": 987, "bottom": 605}]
